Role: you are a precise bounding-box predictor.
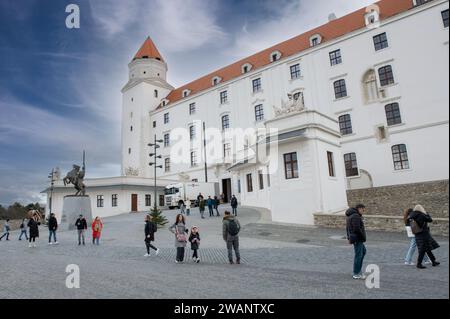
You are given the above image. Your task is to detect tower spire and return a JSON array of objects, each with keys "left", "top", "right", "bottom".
[{"left": 133, "top": 37, "right": 164, "bottom": 62}]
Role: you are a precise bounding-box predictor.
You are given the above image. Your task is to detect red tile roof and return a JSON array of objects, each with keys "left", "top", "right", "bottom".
[
  {"left": 160, "top": 0, "right": 413, "bottom": 108},
  {"left": 134, "top": 37, "right": 165, "bottom": 62}
]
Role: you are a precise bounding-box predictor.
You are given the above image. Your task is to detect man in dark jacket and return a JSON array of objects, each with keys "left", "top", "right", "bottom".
[
  {"left": 48, "top": 213, "right": 58, "bottom": 245},
  {"left": 346, "top": 204, "right": 367, "bottom": 279},
  {"left": 230, "top": 195, "right": 238, "bottom": 216},
  {"left": 75, "top": 214, "right": 88, "bottom": 245},
  {"left": 223, "top": 211, "right": 241, "bottom": 264},
  {"left": 144, "top": 215, "right": 159, "bottom": 257}
]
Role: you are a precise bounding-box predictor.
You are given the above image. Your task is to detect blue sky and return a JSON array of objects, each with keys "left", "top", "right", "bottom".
[{"left": 0, "top": 0, "right": 375, "bottom": 205}]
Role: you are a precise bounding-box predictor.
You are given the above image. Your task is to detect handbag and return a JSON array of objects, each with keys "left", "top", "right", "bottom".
[
  {"left": 175, "top": 226, "right": 187, "bottom": 242},
  {"left": 410, "top": 219, "right": 423, "bottom": 235},
  {"left": 405, "top": 226, "right": 415, "bottom": 238}
]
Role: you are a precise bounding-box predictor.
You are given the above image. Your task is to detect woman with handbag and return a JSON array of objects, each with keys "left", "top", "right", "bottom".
[
  {"left": 409, "top": 205, "right": 440, "bottom": 269},
  {"left": 169, "top": 214, "right": 189, "bottom": 263},
  {"left": 404, "top": 208, "right": 430, "bottom": 265}
]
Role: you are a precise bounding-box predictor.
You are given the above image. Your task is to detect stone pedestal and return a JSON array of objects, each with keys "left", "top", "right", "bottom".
[{"left": 60, "top": 195, "right": 92, "bottom": 231}]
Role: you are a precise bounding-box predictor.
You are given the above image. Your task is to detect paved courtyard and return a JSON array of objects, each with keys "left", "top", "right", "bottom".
[{"left": 0, "top": 206, "right": 448, "bottom": 299}]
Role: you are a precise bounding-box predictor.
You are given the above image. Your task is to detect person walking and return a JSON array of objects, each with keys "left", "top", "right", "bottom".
[
  {"left": 409, "top": 205, "right": 440, "bottom": 269},
  {"left": 47, "top": 213, "right": 58, "bottom": 245},
  {"left": 199, "top": 198, "right": 206, "bottom": 219},
  {"left": 207, "top": 196, "right": 214, "bottom": 217},
  {"left": 230, "top": 195, "right": 238, "bottom": 216},
  {"left": 18, "top": 218, "right": 28, "bottom": 241},
  {"left": 144, "top": 215, "right": 159, "bottom": 257},
  {"left": 27, "top": 214, "right": 40, "bottom": 248},
  {"left": 75, "top": 214, "right": 88, "bottom": 246},
  {"left": 0, "top": 219, "right": 11, "bottom": 241},
  {"left": 169, "top": 214, "right": 189, "bottom": 263},
  {"left": 214, "top": 196, "right": 220, "bottom": 217},
  {"left": 189, "top": 226, "right": 201, "bottom": 263},
  {"left": 346, "top": 204, "right": 367, "bottom": 280},
  {"left": 185, "top": 198, "right": 191, "bottom": 216},
  {"left": 404, "top": 208, "right": 430, "bottom": 265},
  {"left": 91, "top": 217, "right": 103, "bottom": 245},
  {"left": 222, "top": 211, "right": 241, "bottom": 264},
  {"left": 179, "top": 200, "right": 186, "bottom": 215},
  {"left": 197, "top": 193, "right": 204, "bottom": 204}
]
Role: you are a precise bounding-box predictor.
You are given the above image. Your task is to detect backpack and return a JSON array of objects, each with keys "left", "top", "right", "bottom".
[
  {"left": 410, "top": 219, "right": 423, "bottom": 235},
  {"left": 228, "top": 219, "right": 240, "bottom": 236}
]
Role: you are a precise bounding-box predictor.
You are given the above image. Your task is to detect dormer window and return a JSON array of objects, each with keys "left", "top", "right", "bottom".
[
  {"left": 365, "top": 9, "right": 380, "bottom": 26},
  {"left": 182, "top": 89, "right": 191, "bottom": 98},
  {"left": 241, "top": 63, "right": 253, "bottom": 74},
  {"left": 309, "top": 34, "right": 322, "bottom": 47},
  {"left": 161, "top": 99, "right": 169, "bottom": 107},
  {"left": 270, "top": 51, "right": 282, "bottom": 62},
  {"left": 212, "top": 76, "right": 222, "bottom": 86}
]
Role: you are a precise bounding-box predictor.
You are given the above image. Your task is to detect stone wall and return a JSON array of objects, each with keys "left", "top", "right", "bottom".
[
  {"left": 347, "top": 180, "right": 449, "bottom": 218},
  {"left": 314, "top": 180, "right": 449, "bottom": 236},
  {"left": 314, "top": 213, "right": 448, "bottom": 236}
]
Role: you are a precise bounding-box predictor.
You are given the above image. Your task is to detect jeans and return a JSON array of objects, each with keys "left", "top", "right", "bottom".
[
  {"left": 180, "top": 205, "right": 185, "bottom": 214},
  {"left": 405, "top": 237, "right": 429, "bottom": 264},
  {"left": 93, "top": 236, "right": 100, "bottom": 245},
  {"left": 227, "top": 237, "right": 240, "bottom": 262},
  {"left": 176, "top": 247, "right": 185, "bottom": 262},
  {"left": 232, "top": 207, "right": 237, "bottom": 216},
  {"left": 0, "top": 232, "right": 9, "bottom": 240},
  {"left": 19, "top": 229, "right": 28, "bottom": 240},
  {"left": 48, "top": 230, "right": 57, "bottom": 243},
  {"left": 145, "top": 240, "right": 157, "bottom": 254},
  {"left": 214, "top": 206, "right": 220, "bottom": 216},
  {"left": 200, "top": 209, "right": 205, "bottom": 218},
  {"left": 186, "top": 209, "right": 190, "bottom": 216},
  {"left": 208, "top": 206, "right": 213, "bottom": 216},
  {"left": 418, "top": 249, "right": 436, "bottom": 265},
  {"left": 78, "top": 229, "right": 85, "bottom": 244},
  {"left": 193, "top": 249, "right": 198, "bottom": 259},
  {"left": 353, "top": 241, "right": 366, "bottom": 276}
]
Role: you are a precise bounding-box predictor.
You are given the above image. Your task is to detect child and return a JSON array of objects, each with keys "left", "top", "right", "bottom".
[{"left": 189, "top": 226, "right": 201, "bottom": 263}]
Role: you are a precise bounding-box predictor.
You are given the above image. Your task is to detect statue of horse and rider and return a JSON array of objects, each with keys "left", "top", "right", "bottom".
[{"left": 63, "top": 164, "right": 86, "bottom": 196}]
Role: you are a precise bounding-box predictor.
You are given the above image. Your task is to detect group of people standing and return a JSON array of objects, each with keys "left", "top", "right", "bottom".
[
  {"left": 179, "top": 193, "right": 239, "bottom": 220},
  {"left": 346, "top": 203, "right": 441, "bottom": 280},
  {"left": 143, "top": 210, "right": 241, "bottom": 265}
]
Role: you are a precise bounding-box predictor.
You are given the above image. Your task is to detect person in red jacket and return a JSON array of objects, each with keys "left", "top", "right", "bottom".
[{"left": 91, "top": 216, "right": 103, "bottom": 245}]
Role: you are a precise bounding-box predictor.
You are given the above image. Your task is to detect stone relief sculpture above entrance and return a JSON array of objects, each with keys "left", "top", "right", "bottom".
[{"left": 273, "top": 92, "right": 306, "bottom": 117}]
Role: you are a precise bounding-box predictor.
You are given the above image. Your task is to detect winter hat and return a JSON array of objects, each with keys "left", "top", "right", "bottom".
[{"left": 414, "top": 204, "right": 426, "bottom": 214}]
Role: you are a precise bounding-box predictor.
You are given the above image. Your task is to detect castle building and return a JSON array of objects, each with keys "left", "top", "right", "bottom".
[{"left": 45, "top": 0, "right": 449, "bottom": 225}]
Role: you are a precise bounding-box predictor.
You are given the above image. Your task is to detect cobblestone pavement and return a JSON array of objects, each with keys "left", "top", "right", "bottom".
[{"left": 0, "top": 206, "right": 448, "bottom": 299}]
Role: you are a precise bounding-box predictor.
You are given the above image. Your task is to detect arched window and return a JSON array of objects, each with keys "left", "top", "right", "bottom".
[
  {"left": 338, "top": 114, "right": 353, "bottom": 135},
  {"left": 241, "top": 63, "right": 253, "bottom": 74},
  {"left": 385, "top": 103, "right": 402, "bottom": 126},
  {"left": 362, "top": 69, "right": 380, "bottom": 103},
  {"left": 212, "top": 76, "right": 222, "bottom": 86},
  {"left": 392, "top": 144, "right": 409, "bottom": 170},
  {"left": 309, "top": 34, "right": 322, "bottom": 47},
  {"left": 154, "top": 89, "right": 158, "bottom": 98},
  {"left": 270, "top": 50, "right": 282, "bottom": 62}
]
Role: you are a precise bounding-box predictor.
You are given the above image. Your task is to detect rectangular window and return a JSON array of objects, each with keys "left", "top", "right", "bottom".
[
  {"left": 159, "top": 195, "right": 165, "bottom": 207},
  {"left": 190, "top": 151, "right": 197, "bottom": 167},
  {"left": 329, "top": 49, "right": 342, "bottom": 66},
  {"left": 442, "top": 9, "right": 449, "bottom": 28},
  {"left": 258, "top": 170, "right": 264, "bottom": 190},
  {"left": 164, "top": 157, "right": 170, "bottom": 172},
  {"left": 164, "top": 113, "right": 169, "bottom": 124},
  {"left": 378, "top": 65, "right": 395, "bottom": 86},
  {"left": 267, "top": 166, "right": 271, "bottom": 187},
  {"left": 112, "top": 194, "right": 118, "bottom": 207},
  {"left": 222, "top": 115, "right": 230, "bottom": 131},
  {"left": 385, "top": 103, "right": 402, "bottom": 126},
  {"left": 223, "top": 143, "right": 231, "bottom": 159},
  {"left": 327, "top": 152, "right": 335, "bottom": 177},
  {"left": 252, "top": 78, "right": 262, "bottom": 93},
  {"left": 189, "top": 103, "right": 196, "bottom": 115},
  {"left": 237, "top": 179, "right": 241, "bottom": 193},
  {"left": 339, "top": 114, "right": 353, "bottom": 135},
  {"left": 392, "top": 144, "right": 410, "bottom": 170},
  {"left": 153, "top": 121, "right": 156, "bottom": 128},
  {"left": 344, "top": 153, "right": 359, "bottom": 177},
  {"left": 220, "top": 91, "right": 228, "bottom": 104},
  {"left": 189, "top": 125, "right": 196, "bottom": 140},
  {"left": 284, "top": 152, "right": 299, "bottom": 179},
  {"left": 290, "top": 64, "right": 301, "bottom": 80},
  {"left": 145, "top": 194, "right": 152, "bottom": 207},
  {"left": 164, "top": 133, "right": 170, "bottom": 147},
  {"left": 97, "top": 195, "right": 104, "bottom": 208},
  {"left": 255, "top": 104, "right": 264, "bottom": 122},
  {"left": 334, "top": 79, "right": 347, "bottom": 99},
  {"left": 373, "top": 32, "right": 389, "bottom": 51},
  {"left": 246, "top": 173, "right": 253, "bottom": 192}
]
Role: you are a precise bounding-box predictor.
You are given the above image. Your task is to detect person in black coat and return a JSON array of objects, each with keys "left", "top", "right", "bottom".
[
  {"left": 144, "top": 215, "right": 159, "bottom": 257},
  {"left": 213, "top": 196, "right": 220, "bottom": 217},
  {"left": 346, "top": 204, "right": 367, "bottom": 279},
  {"left": 48, "top": 213, "right": 58, "bottom": 245},
  {"left": 75, "top": 215, "right": 88, "bottom": 246},
  {"left": 27, "top": 214, "right": 41, "bottom": 248},
  {"left": 189, "top": 226, "right": 201, "bottom": 263},
  {"left": 409, "top": 205, "right": 440, "bottom": 269},
  {"left": 230, "top": 195, "right": 238, "bottom": 216}
]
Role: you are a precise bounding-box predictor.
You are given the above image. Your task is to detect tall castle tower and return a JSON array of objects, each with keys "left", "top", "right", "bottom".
[{"left": 121, "top": 37, "right": 174, "bottom": 177}]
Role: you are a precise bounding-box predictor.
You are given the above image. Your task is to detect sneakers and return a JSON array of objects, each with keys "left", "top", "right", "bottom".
[
  {"left": 54, "top": 241, "right": 59, "bottom": 245},
  {"left": 404, "top": 261, "right": 415, "bottom": 266},
  {"left": 236, "top": 259, "right": 241, "bottom": 265},
  {"left": 352, "top": 274, "right": 367, "bottom": 280},
  {"left": 229, "top": 260, "right": 234, "bottom": 265},
  {"left": 424, "top": 261, "right": 432, "bottom": 265},
  {"left": 48, "top": 242, "right": 52, "bottom": 245},
  {"left": 33, "top": 243, "right": 36, "bottom": 248},
  {"left": 144, "top": 253, "right": 150, "bottom": 257},
  {"left": 193, "top": 257, "right": 197, "bottom": 262},
  {"left": 196, "top": 258, "right": 200, "bottom": 263},
  {"left": 155, "top": 249, "right": 160, "bottom": 256},
  {"left": 28, "top": 243, "right": 32, "bottom": 248}
]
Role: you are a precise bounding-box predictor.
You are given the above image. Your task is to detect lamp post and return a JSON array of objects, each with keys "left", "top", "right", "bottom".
[
  {"left": 47, "top": 168, "right": 56, "bottom": 218},
  {"left": 148, "top": 134, "right": 163, "bottom": 211}
]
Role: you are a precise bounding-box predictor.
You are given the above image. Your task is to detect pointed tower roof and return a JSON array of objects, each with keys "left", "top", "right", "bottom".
[{"left": 133, "top": 37, "right": 164, "bottom": 62}]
